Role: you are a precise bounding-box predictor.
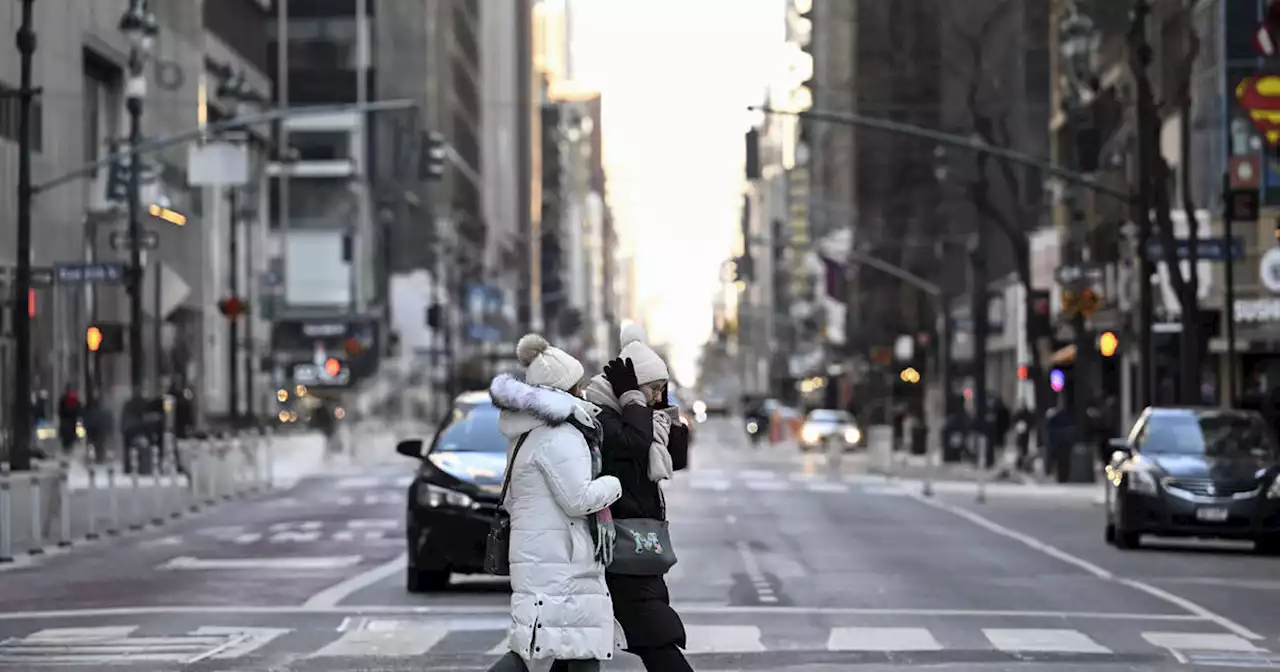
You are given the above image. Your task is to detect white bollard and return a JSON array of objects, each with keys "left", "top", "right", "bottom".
[
  {"left": 976, "top": 434, "right": 989, "bottom": 505},
  {"left": 28, "top": 471, "right": 43, "bottom": 555},
  {"left": 264, "top": 427, "right": 275, "bottom": 489},
  {"left": 0, "top": 463, "right": 12, "bottom": 562},
  {"left": 219, "top": 437, "right": 234, "bottom": 500},
  {"left": 149, "top": 446, "right": 164, "bottom": 525},
  {"left": 105, "top": 450, "right": 120, "bottom": 535},
  {"left": 128, "top": 447, "right": 143, "bottom": 530},
  {"left": 203, "top": 439, "right": 218, "bottom": 505},
  {"left": 57, "top": 458, "right": 71, "bottom": 547},
  {"left": 181, "top": 440, "right": 201, "bottom": 513},
  {"left": 164, "top": 443, "right": 181, "bottom": 520},
  {"left": 85, "top": 446, "right": 99, "bottom": 540}
]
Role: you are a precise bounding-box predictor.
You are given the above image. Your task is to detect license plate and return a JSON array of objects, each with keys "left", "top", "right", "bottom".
[{"left": 1195, "top": 507, "right": 1229, "bottom": 522}]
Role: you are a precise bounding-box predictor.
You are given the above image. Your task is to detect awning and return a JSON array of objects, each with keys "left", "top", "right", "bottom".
[{"left": 1049, "top": 344, "right": 1076, "bottom": 366}]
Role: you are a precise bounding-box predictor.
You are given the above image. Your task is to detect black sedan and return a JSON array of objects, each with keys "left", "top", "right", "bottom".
[
  {"left": 396, "top": 401, "right": 509, "bottom": 592},
  {"left": 1103, "top": 407, "right": 1280, "bottom": 554}
]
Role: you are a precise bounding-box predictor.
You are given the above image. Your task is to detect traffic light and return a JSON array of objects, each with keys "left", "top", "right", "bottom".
[
  {"left": 426, "top": 304, "right": 443, "bottom": 329},
  {"left": 85, "top": 323, "right": 124, "bottom": 353},
  {"left": 1098, "top": 330, "right": 1119, "bottom": 357},
  {"left": 899, "top": 367, "right": 921, "bottom": 384},
  {"left": 86, "top": 326, "right": 103, "bottom": 352},
  {"left": 324, "top": 357, "right": 341, "bottom": 378},
  {"left": 344, "top": 336, "right": 364, "bottom": 357},
  {"left": 745, "top": 129, "right": 761, "bottom": 180},
  {"left": 421, "top": 131, "right": 446, "bottom": 181},
  {"left": 218, "top": 296, "right": 247, "bottom": 318},
  {"left": 104, "top": 142, "right": 131, "bottom": 203}
]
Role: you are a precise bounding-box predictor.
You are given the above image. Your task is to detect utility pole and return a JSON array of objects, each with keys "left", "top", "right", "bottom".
[
  {"left": 1129, "top": 0, "right": 1157, "bottom": 410},
  {"left": 1222, "top": 171, "right": 1238, "bottom": 405},
  {"left": 10, "top": 0, "right": 37, "bottom": 471},
  {"left": 969, "top": 237, "right": 990, "bottom": 470}
]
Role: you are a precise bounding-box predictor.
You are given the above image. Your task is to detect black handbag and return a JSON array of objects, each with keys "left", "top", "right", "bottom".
[{"left": 484, "top": 431, "right": 532, "bottom": 576}]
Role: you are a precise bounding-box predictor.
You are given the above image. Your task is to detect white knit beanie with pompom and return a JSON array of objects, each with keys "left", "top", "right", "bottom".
[
  {"left": 618, "top": 323, "right": 670, "bottom": 386},
  {"left": 515, "top": 333, "right": 585, "bottom": 392}
]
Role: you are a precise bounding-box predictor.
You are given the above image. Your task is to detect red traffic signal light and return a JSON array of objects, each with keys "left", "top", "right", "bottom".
[
  {"left": 218, "top": 296, "right": 247, "bottom": 318},
  {"left": 86, "top": 326, "right": 103, "bottom": 352},
  {"left": 324, "top": 357, "right": 342, "bottom": 377},
  {"left": 344, "top": 337, "right": 363, "bottom": 356}
]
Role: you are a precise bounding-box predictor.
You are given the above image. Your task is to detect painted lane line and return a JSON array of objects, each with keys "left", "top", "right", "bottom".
[
  {"left": 303, "top": 553, "right": 408, "bottom": 608},
  {"left": 1142, "top": 632, "right": 1263, "bottom": 652},
  {"left": 188, "top": 626, "right": 291, "bottom": 661},
  {"left": 827, "top": 627, "right": 942, "bottom": 652},
  {"left": 984, "top": 628, "right": 1110, "bottom": 653},
  {"left": 158, "top": 555, "right": 363, "bottom": 571},
  {"left": 910, "top": 493, "right": 1263, "bottom": 641},
  {"left": 309, "top": 624, "right": 449, "bottom": 658},
  {"left": 682, "top": 625, "right": 766, "bottom": 654},
  {"left": 735, "top": 541, "right": 778, "bottom": 604},
  {"left": 0, "top": 604, "right": 1216, "bottom": 620},
  {"left": 25, "top": 627, "right": 138, "bottom": 641}
]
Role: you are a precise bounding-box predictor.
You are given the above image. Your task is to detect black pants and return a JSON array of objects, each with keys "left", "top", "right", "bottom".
[
  {"left": 487, "top": 652, "right": 602, "bottom": 672},
  {"left": 631, "top": 644, "right": 694, "bottom": 671}
]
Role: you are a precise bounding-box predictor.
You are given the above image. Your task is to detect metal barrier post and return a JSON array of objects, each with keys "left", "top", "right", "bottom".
[
  {"left": 181, "top": 440, "right": 201, "bottom": 513},
  {"left": 28, "top": 471, "right": 43, "bottom": 554},
  {"left": 128, "top": 447, "right": 143, "bottom": 530},
  {"left": 0, "top": 463, "right": 12, "bottom": 562},
  {"left": 85, "top": 447, "right": 99, "bottom": 539},
  {"left": 976, "top": 434, "right": 988, "bottom": 505},
  {"left": 105, "top": 450, "right": 120, "bottom": 535},
  {"left": 57, "top": 458, "right": 71, "bottom": 547},
  {"left": 220, "top": 436, "right": 234, "bottom": 501},
  {"left": 165, "top": 442, "right": 181, "bottom": 519},
  {"left": 264, "top": 426, "right": 275, "bottom": 489}
]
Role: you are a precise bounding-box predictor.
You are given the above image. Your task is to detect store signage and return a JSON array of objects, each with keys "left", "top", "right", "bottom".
[
  {"left": 1234, "top": 297, "right": 1280, "bottom": 322},
  {"left": 1260, "top": 247, "right": 1280, "bottom": 293},
  {"left": 302, "top": 323, "right": 346, "bottom": 337}
]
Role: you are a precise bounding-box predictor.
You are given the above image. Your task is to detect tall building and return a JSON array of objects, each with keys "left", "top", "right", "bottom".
[{"left": 0, "top": 0, "right": 272, "bottom": 438}]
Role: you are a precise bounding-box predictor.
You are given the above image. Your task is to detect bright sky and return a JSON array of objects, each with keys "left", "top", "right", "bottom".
[{"left": 568, "top": 0, "right": 786, "bottom": 385}]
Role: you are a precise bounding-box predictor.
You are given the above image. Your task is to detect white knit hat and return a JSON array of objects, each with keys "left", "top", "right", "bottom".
[
  {"left": 618, "top": 324, "right": 669, "bottom": 386},
  {"left": 515, "top": 333, "right": 584, "bottom": 392}
]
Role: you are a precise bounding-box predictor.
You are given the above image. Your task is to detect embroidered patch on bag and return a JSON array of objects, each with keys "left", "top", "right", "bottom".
[{"left": 633, "top": 531, "right": 663, "bottom": 555}]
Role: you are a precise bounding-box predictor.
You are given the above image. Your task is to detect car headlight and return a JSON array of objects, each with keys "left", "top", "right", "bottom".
[
  {"left": 1127, "top": 466, "right": 1160, "bottom": 497},
  {"left": 1268, "top": 474, "right": 1280, "bottom": 500},
  {"left": 844, "top": 427, "right": 862, "bottom": 444},
  {"left": 801, "top": 426, "right": 820, "bottom": 444},
  {"left": 417, "top": 483, "right": 477, "bottom": 509}
]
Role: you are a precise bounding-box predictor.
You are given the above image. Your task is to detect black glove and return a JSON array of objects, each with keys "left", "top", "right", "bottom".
[
  {"left": 603, "top": 357, "right": 639, "bottom": 397},
  {"left": 652, "top": 383, "right": 670, "bottom": 409}
]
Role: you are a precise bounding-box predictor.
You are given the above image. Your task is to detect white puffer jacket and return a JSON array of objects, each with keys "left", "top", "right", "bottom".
[{"left": 489, "top": 374, "right": 624, "bottom": 665}]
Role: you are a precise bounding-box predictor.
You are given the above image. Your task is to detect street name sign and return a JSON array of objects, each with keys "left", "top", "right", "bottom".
[
  {"left": 109, "top": 230, "right": 159, "bottom": 251},
  {"left": 0, "top": 266, "right": 54, "bottom": 288},
  {"left": 1144, "top": 237, "right": 1245, "bottom": 262},
  {"left": 55, "top": 262, "right": 126, "bottom": 284}
]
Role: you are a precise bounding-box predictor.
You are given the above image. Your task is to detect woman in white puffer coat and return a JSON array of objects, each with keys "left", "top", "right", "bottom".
[{"left": 486, "top": 333, "right": 624, "bottom": 672}]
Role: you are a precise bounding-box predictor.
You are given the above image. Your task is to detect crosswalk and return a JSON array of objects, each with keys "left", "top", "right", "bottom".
[
  {"left": 0, "top": 620, "right": 1272, "bottom": 666},
  {"left": 676, "top": 468, "right": 896, "bottom": 495}
]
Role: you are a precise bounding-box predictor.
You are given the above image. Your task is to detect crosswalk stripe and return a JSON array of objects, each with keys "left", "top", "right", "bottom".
[
  {"left": 805, "top": 481, "right": 849, "bottom": 493},
  {"left": 1141, "top": 632, "right": 1263, "bottom": 652},
  {"left": 744, "top": 480, "right": 789, "bottom": 491},
  {"left": 682, "top": 625, "right": 765, "bottom": 653},
  {"left": 827, "top": 626, "right": 942, "bottom": 651},
  {"left": 308, "top": 625, "right": 450, "bottom": 657},
  {"left": 984, "top": 628, "right": 1111, "bottom": 653},
  {"left": 26, "top": 627, "right": 138, "bottom": 641},
  {"left": 689, "top": 478, "right": 731, "bottom": 491},
  {"left": 486, "top": 635, "right": 510, "bottom": 655},
  {"left": 190, "top": 626, "right": 291, "bottom": 660}
]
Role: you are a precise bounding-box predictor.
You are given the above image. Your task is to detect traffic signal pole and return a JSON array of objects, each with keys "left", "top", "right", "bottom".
[
  {"left": 10, "top": 0, "right": 37, "bottom": 471},
  {"left": 228, "top": 188, "right": 239, "bottom": 425}
]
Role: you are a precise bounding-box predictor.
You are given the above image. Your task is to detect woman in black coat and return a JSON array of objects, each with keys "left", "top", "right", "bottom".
[{"left": 584, "top": 348, "right": 693, "bottom": 671}]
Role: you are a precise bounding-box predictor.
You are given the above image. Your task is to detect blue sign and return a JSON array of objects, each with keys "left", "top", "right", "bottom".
[
  {"left": 1143, "top": 237, "right": 1244, "bottom": 262},
  {"left": 55, "top": 262, "right": 126, "bottom": 284},
  {"left": 1049, "top": 368, "right": 1066, "bottom": 393}
]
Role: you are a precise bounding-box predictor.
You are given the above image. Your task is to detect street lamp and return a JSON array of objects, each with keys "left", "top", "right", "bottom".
[
  {"left": 1059, "top": 8, "right": 1101, "bottom": 107},
  {"left": 120, "top": 0, "right": 158, "bottom": 403}
]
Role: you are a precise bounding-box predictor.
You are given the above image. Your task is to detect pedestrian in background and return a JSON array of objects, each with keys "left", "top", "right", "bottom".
[
  {"left": 584, "top": 324, "right": 694, "bottom": 671},
  {"left": 487, "top": 333, "right": 623, "bottom": 672},
  {"left": 57, "top": 384, "right": 81, "bottom": 453}
]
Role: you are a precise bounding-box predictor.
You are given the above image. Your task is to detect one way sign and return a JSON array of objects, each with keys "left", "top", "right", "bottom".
[{"left": 109, "top": 230, "right": 159, "bottom": 251}]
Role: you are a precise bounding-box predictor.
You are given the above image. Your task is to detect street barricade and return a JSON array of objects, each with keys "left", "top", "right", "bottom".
[{"left": 0, "top": 427, "right": 276, "bottom": 562}]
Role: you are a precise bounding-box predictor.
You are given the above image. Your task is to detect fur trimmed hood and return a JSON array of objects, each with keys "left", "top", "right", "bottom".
[{"left": 489, "top": 373, "right": 600, "bottom": 438}]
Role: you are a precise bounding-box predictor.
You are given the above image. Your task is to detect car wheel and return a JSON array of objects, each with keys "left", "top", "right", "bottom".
[
  {"left": 1113, "top": 530, "right": 1141, "bottom": 550},
  {"left": 1104, "top": 522, "right": 1116, "bottom": 545},
  {"left": 1253, "top": 536, "right": 1280, "bottom": 556},
  {"left": 406, "top": 568, "right": 451, "bottom": 593}
]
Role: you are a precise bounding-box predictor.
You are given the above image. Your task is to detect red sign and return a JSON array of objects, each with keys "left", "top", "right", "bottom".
[{"left": 1235, "top": 75, "right": 1280, "bottom": 146}]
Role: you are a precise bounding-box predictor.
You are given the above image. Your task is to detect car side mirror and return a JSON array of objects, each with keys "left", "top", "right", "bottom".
[{"left": 396, "top": 439, "right": 424, "bottom": 459}]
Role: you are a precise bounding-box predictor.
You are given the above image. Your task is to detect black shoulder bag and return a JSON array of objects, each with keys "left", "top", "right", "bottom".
[{"left": 483, "top": 431, "right": 532, "bottom": 576}]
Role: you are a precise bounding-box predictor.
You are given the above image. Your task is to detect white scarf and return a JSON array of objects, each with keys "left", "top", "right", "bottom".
[{"left": 649, "top": 410, "right": 674, "bottom": 482}]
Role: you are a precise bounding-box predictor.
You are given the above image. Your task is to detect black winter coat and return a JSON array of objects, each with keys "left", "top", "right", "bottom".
[{"left": 597, "top": 401, "right": 690, "bottom": 650}]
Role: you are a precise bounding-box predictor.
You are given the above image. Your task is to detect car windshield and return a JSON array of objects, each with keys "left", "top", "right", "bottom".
[
  {"left": 808, "top": 410, "right": 852, "bottom": 425},
  {"left": 431, "top": 407, "right": 507, "bottom": 453},
  {"left": 1144, "top": 411, "right": 1279, "bottom": 459}
]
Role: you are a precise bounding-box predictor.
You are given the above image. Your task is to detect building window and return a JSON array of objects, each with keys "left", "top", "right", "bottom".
[
  {"left": 0, "top": 80, "right": 42, "bottom": 152},
  {"left": 290, "top": 130, "right": 351, "bottom": 161},
  {"left": 285, "top": 17, "right": 360, "bottom": 70}
]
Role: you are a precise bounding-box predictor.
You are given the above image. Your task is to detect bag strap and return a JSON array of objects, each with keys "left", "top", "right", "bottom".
[{"left": 498, "top": 431, "right": 532, "bottom": 506}]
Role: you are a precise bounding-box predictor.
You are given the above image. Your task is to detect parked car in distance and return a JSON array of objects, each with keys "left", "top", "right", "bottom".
[
  {"left": 397, "top": 395, "right": 508, "bottom": 592},
  {"left": 1103, "top": 407, "right": 1280, "bottom": 554},
  {"left": 799, "top": 409, "right": 862, "bottom": 451}
]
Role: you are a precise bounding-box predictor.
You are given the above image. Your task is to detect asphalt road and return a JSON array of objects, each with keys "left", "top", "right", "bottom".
[{"left": 0, "top": 418, "right": 1276, "bottom": 670}]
